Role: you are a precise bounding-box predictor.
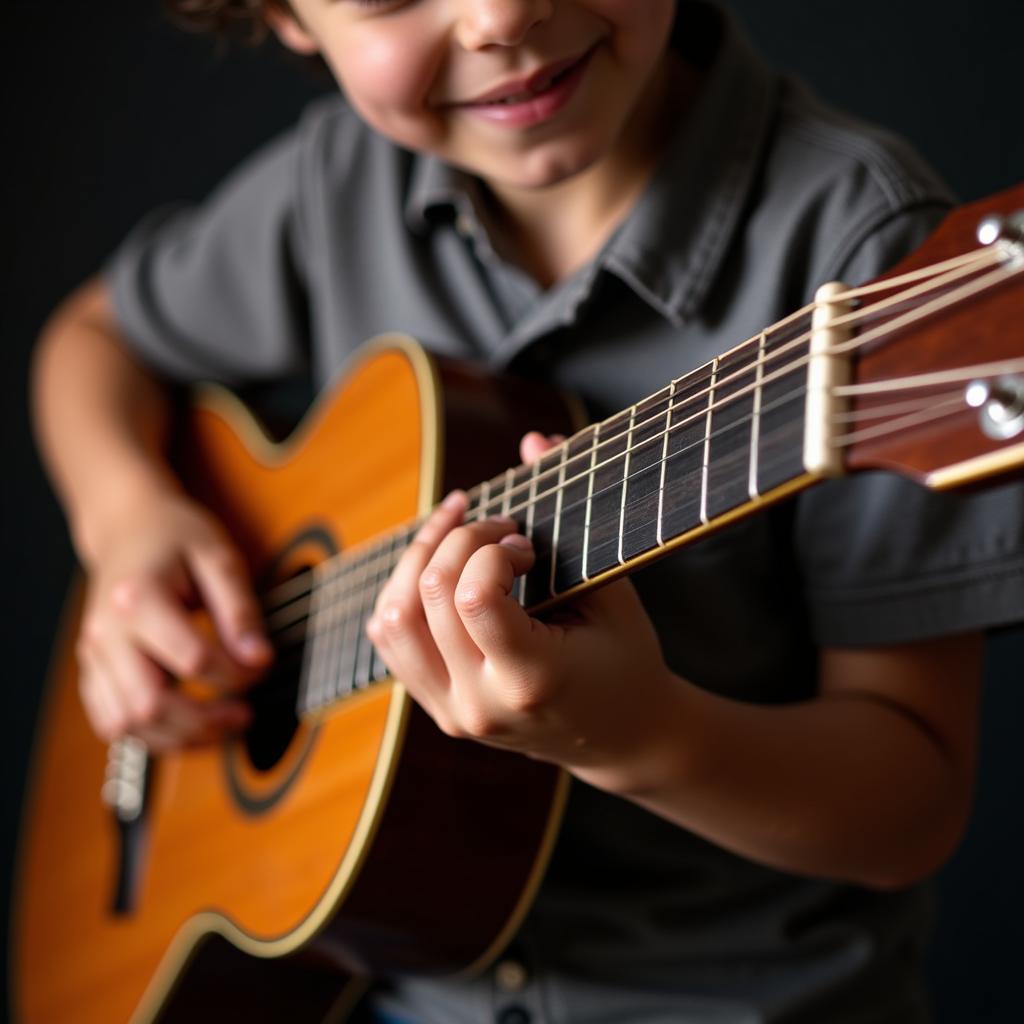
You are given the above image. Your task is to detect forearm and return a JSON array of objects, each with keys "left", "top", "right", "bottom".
[
  {"left": 31, "top": 276, "right": 179, "bottom": 566},
  {"left": 582, "top": 639, "right": 980, "bottom": 890}
]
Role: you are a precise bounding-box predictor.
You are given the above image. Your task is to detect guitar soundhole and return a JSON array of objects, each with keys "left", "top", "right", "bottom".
[
  {"left": 241, "top": 650, "right": 303, "bottom": 773},
  {"left": 241, "top": 559, "right": 317, "bottom": 774}
]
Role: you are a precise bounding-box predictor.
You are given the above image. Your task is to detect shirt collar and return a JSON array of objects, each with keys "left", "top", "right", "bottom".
[{"left": 403, "top": 2, "right": 780, "bottom": 327}]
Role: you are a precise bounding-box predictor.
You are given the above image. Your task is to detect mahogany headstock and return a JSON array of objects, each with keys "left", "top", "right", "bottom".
[{"left": 845, "top": 182, "right": 1024, "bottom": 489}]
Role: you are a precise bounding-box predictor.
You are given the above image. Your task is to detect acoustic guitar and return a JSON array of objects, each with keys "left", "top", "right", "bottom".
[{"left": 11, "top": 185, "right": 1024, "bottom": 1023}]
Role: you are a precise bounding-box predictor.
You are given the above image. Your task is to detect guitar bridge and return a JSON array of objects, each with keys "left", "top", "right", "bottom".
[{"left": 101, "top": 736, "right": 151, "bottom": 914}]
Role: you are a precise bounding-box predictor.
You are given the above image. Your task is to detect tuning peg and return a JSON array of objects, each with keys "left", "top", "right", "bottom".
[
  {"left": 977, "top": 212, "right": 1024, "bottom": 246},
  {"left": 965, "top": 376, "right": 1024, "bottom": 440}
]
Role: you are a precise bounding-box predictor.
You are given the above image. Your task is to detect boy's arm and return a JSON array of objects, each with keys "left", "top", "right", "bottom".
[
  {"left": 32, "top": 277, "right": 272, "bottom": 749},
  {"left": 588, "top": 633, "right": 983, "bottom": 892},
  {"left": 33, "top": 277, "right": 178, "bottom": 563},
  {"left": 368, "top": 432, "right": 984, "bottom": 892}
]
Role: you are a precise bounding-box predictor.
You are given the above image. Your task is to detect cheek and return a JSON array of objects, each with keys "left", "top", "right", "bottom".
[
  {"left": 586, "top": 0, "right": 676, "bottom": 61},
  {"left": 325, "top": 32, "right": 445, "bottom": 143}
]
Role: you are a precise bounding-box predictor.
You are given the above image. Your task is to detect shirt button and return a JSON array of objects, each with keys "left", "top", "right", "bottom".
[
  {"left": 494, "top": 959, "right": 529, "bottom": 993},
  {"left": 455, "top": 213, "right": 475, "bottom": 237},
  {"left": 497, "top": 1006, "right": 531, "bottom": 1024}
]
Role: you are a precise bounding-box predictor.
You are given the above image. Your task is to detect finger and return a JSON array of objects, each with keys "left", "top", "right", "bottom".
[
  {"left": 455, "top": 535, "right": 547, "bottom": 679},
  {"left": 111, "top": 575, "right": 226, "bottom": 682},
  {"left": 367, "top": 493, "right": 474, "bottom": 715},
  {"left": 370, "top": 491, "right": 471, "bottom": 662},
  {"left": 100, "top": 636, "right": 250, "bottom": 747},
  {"left": 519, "top": 431, "right": 565, "bottom": 465},
  {"left": 78, "top": 657, "right": 123, "bottom": 742},
  {"left": 412, "top": 490, "right": 469, "bottom": 550},
  {"left": 187, "top": 542, "right": 274, "bottom": 669},
  {"left": 419, "top": 519, "right": 525, "bottom": 677}
]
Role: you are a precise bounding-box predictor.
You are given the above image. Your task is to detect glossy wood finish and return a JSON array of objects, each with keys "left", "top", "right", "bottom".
[
  {"left": 846, "top": 183, "right": 1024, "bottom": 485},
  {"left": 12, "top": 339, "right": 573, "bottom": 1023}
]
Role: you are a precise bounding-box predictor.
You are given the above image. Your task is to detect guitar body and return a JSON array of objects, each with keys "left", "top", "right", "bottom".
[
  {"left": 12, "top": 336, "right": 577, "bottom": 1024},
  {"left": 14, "top": 185, "right": 1024, "bottom": 1023}
]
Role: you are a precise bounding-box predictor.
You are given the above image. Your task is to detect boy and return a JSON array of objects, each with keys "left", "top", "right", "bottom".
[{"left": 31, "top": 1, "right": 1024, "bottom": 1021}]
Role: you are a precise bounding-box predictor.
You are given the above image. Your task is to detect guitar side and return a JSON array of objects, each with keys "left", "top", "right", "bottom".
[{"left": 12, "top": 336, "right": 576, "bottom": 1023}]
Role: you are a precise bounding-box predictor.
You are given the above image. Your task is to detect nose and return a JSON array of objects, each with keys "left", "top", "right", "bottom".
[{"left": 455, "top": 0, "right": 554, "bottom": 50}]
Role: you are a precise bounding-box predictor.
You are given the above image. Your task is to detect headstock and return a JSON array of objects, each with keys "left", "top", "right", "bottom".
[{"left": 843, "top": 183, "right": 1024, "bottom": 489}]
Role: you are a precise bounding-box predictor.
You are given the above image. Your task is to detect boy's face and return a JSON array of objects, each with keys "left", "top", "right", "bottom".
[{"left": 274, "top": 0, "right": 677, "bottom": 191}]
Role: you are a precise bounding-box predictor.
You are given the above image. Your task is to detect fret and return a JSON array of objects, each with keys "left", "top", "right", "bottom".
[
  {"left": 699, "top": 358, "right": 718, "bottom": 524},
  {"left": 523, "top": 445, "right": 565, "bottom": 606},
  {"left": 552, "top": 428, "right": 598, "bottom": 593},
  {"left": 706, "top": 346, "right": 759, "bottom": 520},
  {"left": 748, "top": 332, "right": 766, "bottom": 499},
  {"left": 352, "top": 542, "right": 382, "bottom": 689},
  {"left": 469, "top": 480, "right": 490, "bottom": 521},
  {"left": 510, "top": 462, "right": 537, "bottom": 607},
  {"left": 371, "top": 529, "right": 411, "bottom": 683},
  {"left": 621, "top": 387, "right": 673, "bottom": 559},
  {"left": 486, "top": 472, "right": 507, "bottom": 520},
  {"left": 298, "top": 562, "right": 329, "bottom": 713},
  {"left": 657, "top": 381, "right": 676, "bottom": 546},
  {"left": 660, "top": 367, "right": 713, "bottom": 543},
  {"left": 319, "top": 560, "right": 350, "bottom": 707},
  {"left": 333, "top": 554, "right": 366, "bottom": 700},
  {"left": 501, "top": 468, "right": 515, "bottom": 516},
  {"left": 756, "top": 316, "right": 812, "bottom": 493},
  {"left": 585, "top": 409, "right": 633, "bottom": 579}
]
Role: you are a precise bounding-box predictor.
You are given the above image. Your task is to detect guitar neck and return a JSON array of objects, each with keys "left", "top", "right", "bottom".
[
  {"left": 296, "top": 310, "right": 824, "bottom": 714},
  {"left": 297, "top": 188, "right": 1024, "bottom": 714}
]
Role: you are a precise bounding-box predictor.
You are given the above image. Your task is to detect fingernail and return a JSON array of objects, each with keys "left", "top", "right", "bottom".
[
  {"left": 237, "top": 632, "right": 272, "bottom": 662},
  {"left": 499, "top": 533, "right": 533, "bottom": 551},
  {"left": 443, "top": 490, "right": 466, "bottom": 509}
]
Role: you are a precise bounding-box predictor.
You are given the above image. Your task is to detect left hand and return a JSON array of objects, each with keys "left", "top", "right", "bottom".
[{"left": 366, "top": 434, "right": 676, "bottom": 783}]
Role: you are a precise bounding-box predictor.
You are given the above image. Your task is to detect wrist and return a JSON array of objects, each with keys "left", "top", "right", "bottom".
[
  {"left": 571, "top": 667, "right": 703, "bottom": 800},
  {"left": 71, "top": 459, "right": 184, "bottom": 568}
]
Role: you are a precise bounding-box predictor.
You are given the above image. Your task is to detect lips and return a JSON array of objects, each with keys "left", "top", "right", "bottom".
[{"left": 460, "top": 47, "right": 594, "bottom": 108}]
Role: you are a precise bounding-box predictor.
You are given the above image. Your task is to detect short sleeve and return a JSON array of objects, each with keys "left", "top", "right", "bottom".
[
  {"left": 106, "top": 128, "right": 310, "bottom": 385},
  {"left": 795, "top": 207, "right": 1024, "bottom": 646}
]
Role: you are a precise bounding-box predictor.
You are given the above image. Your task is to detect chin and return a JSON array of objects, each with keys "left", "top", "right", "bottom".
[{"left": 501, "top": 141, "right": 607, "bottom": 191}]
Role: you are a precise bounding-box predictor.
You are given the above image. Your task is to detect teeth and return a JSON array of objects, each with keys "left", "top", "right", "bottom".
[{"left": 484, "top": 65, "right": 568, "bottom": 105}]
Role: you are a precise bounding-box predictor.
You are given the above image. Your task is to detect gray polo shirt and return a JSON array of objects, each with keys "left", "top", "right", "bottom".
[{"left": 107, "top": 3, "right": 1024, "bottom": 1021}]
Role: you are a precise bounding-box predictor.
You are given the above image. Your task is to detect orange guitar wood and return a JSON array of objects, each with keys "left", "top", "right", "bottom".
[{"left": 14, "top": 343, "right": 428, "bottom": 1022}]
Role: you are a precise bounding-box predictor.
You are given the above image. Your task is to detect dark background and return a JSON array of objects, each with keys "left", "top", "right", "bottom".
[{"left": 3, "top": 1, "right": 1022, "bottom": 1019}]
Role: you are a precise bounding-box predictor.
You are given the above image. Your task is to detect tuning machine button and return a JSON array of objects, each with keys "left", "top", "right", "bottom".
[
  {"left": 977, "top": 211, "right": 1024, "bottom": 265},
  {"left": 965, "top": 375, "right": 1024, "bottom": 440}
]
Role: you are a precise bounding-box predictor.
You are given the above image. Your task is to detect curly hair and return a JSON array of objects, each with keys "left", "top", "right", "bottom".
[{"left": 163, "top": 0, "right": 287, "bottom": 44}]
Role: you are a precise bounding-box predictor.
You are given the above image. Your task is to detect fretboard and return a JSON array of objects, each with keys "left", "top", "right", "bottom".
[{"left": 295, "top": 313, "right": 818, "bottom": 714}]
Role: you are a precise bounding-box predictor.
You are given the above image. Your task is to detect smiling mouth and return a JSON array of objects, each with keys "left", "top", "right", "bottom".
[{"left": 460, "top": 46, "right": 596, "bottom": 108}]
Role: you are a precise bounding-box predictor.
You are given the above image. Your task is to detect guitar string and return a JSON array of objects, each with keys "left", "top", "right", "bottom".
[
  {"left": 287, "top": 383, "right": 975, "bottom": 709},
  {"left": 279, "top": 247, "right": 1013, "bottom": 607},
  {"left": 270, "top": 344, "right": 1023, "bottom": 650},
  {"left": 260, "top": 255, "right": 1021, "bottom": 619},
  {"left": 432, "top": 256, "right": 1020, "bottom": 525},
  {"left": 272, "top": 248, "right": 1020, "bottom": 708},
  {"left": 274, "top": 380, "right": 975, "bottom": 657},
  {"left": 261, "top": 254, "right": 1016, "bottom": 629}
]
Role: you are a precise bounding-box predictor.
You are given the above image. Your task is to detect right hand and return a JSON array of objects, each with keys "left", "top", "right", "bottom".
[{"left": 75, "top": 490, "right": 273, "bottom": 752}]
